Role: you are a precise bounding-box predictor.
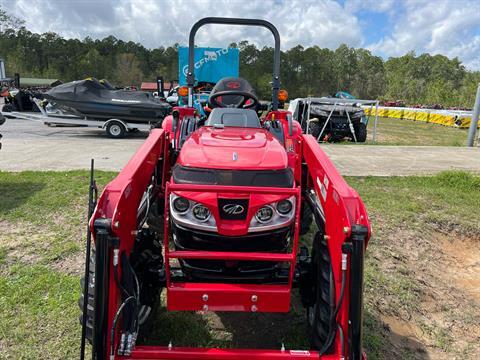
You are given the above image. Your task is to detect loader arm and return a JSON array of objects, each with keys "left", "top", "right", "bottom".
[
  {"left": 89, "top": 129, "right": 167, "bottom": 359},
  {"left": 302, "top": 134, "right": 370, "bottom": 359}
]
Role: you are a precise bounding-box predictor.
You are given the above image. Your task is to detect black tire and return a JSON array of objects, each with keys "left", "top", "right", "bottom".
[
  {"left": 354, "top": 122, "right": 367, "bottom": 142},
  {"left": 106, "top": 120, "right": 127, "bottom": 138},
  {"left": 2, "top": 104, "right": 14, "bottom": 112},
  {"left": 300, "top": 203, "right": 313, "bottom": 236},
  {"left": 78, "top": 246, "right": 160, "bottom": 343},
  {"left": 78, "top": 249, "right": 95, "bottom": 343},
  {"left": 307, "top": 232, "right": 334, "bottom": 352},
  {"left": 307, "top": 121, "right": 322, "bottom": 139}
]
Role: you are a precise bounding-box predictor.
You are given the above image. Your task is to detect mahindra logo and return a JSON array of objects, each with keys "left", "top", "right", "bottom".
[
  {"left": 222, "top": 204, "right": 245, "bottom": 215},
  {"left": 226, "top": 81, "right": 241, "bottom": 89}
]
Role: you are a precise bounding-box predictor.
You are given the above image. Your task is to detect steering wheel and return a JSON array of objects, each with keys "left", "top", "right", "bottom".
[{"left": 209, "top": 90, "right": 259, "bottom": 109}]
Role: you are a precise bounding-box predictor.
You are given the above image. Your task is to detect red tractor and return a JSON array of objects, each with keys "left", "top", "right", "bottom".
[{"left": 79, "top": 17, "right": 371, "bottom": 360}]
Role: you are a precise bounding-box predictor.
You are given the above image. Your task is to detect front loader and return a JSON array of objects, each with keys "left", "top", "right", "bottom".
[{"left": 79, "top": 17, "right": 371, "bottom": 360}]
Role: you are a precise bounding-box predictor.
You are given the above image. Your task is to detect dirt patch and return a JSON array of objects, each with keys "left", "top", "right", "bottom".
[
  {"left": 367, "top": 217, "right": 480, "bottom": 359},
  {"left": 51, "top": 252, "right": 85, "bottom": 275},
  {"left": 437, "top": 233, "right": 480, "bottom": 301},
  {"left": 0, "top": 220, "right": 46, "bottom": 266},
  {"left": 380, "top": 315, "right": 440, "bottom": 359},
  {"left": 0, "top": 219, "right": 85, "bottom": 275}
]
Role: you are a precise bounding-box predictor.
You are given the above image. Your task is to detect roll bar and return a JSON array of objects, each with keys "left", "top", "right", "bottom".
[{"left": 187, "top": 17, "right": 281, "bottom": 111}]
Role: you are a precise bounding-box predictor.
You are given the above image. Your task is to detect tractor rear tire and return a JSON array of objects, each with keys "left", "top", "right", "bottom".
[
  {"left": 354, "top": 123, "right": 367, "bottom": 142},
  {"left": 307, "top": 232, "right": 334, "bottom": 352}
]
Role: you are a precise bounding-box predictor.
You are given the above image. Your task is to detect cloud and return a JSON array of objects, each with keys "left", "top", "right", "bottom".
[
  {"left": 368, "top": 0, "right": 480, "bottom": 69},
  {"left": 2, "top": 0, "right": 363, "bottom": 49},
  {"left": 2, "top": 0, "right": 480, "bottom": 69},
  {"left": 345, "top": 0, "right": 398, "bottom": 15}
]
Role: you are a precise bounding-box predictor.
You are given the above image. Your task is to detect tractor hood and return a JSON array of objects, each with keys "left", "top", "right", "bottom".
[{"left": 177, "top": 126, "right": 287, "bottom": 170}]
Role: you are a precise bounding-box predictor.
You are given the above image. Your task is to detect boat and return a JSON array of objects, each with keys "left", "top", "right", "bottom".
[{"left": 40, "top": 78, "right": 171, "bottom": 124}]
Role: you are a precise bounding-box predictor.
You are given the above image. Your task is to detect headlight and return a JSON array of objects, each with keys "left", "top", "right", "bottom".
[
  {"left": 170, "top": 194, "right": 216, "bottom": 231},
  {"left": 249, "top": 196, "right": 296, "bottom": 232},
  {"left": 255, "top": 205, "right": 274, "bottom": 223},
  {"left": 276, "top": 199, "right": 293, "bottom": 215},
  {"left": 173, "top": 196, "right": 190, "bottom": 213},
  {"left": 192, "top": 204, "right": 211, "bottom": 222}
]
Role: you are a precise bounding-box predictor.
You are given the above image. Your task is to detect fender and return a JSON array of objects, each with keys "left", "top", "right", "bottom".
[{"left": 102, "top": 118, "right": 129, "bottom": 130}]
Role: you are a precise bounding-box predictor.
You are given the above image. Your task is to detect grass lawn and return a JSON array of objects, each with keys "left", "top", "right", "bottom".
[
  {"left": 365, "top": 116, "right": 469, "bottom": 146},
  {"left": 1, "top": 171, "right": 479, "bottom": 359}
]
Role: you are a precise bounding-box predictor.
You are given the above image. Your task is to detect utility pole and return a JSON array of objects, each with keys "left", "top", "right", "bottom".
[{"left": 467, "top": 83, "right": 480, "bottom": 147}]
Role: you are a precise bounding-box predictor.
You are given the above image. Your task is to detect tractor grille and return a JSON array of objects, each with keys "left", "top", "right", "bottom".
[
  {"left": 173, "top": 222, "right": 290, "bottom": 252},
  {"left": 172, "top": 223, "right": 291, "bottom": 283}
]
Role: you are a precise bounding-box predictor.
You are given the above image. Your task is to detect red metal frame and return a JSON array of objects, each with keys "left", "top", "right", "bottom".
[
  {"left": 89, "top": 109, "right": 371, "bottom": 359},
  {"left": 128, "top": 346, "right": 340, "bottom": 359},
  {"left": 164, "top": 182, "right": 301, "bottom": 313}
]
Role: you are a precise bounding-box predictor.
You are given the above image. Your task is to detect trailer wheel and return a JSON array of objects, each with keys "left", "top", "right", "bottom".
[
  {"left": 307, "top": 232, "right": 334, "bottom": 352},
  {"left": 78, "top": 245, "right": 160, "bottom": 343},
  {"left": 354, "top": 122, "right": 367, "bottom": 142},
  {"left": 106, "top": 120, "right": 127, "bottom": 138}
]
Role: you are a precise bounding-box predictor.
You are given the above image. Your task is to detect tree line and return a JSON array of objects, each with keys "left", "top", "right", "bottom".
[{"left": 1, "top": 6, "right": 479, "bottom": 107}]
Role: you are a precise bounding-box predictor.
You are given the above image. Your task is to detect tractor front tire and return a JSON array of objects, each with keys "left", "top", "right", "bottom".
[
  {"left": 354, "top": 122, "right": 367, "bottom": 142},
  {"left": 300, "top": 203, "right": 313, "bottom": 235},
  {"left": 307, "top": 232, "right": 334, "bottom": 352}
]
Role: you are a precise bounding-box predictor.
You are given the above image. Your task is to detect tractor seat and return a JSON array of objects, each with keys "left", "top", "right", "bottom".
[{"left": 205, "top": 108, "right": 261, "bottom": 128}]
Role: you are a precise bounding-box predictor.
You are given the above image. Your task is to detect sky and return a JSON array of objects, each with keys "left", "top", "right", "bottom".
[{"left": 2, "top": 0, "right": 480, "bottom": 70}]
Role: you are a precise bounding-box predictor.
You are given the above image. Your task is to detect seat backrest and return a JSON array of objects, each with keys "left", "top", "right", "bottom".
[{"left": 205, "top": 108, "right": 261, "bottom": 128}]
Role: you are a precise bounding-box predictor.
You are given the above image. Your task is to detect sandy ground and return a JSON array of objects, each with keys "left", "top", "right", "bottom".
[{"left": 1, "top": 117, "right": 480, "bottom": 175}]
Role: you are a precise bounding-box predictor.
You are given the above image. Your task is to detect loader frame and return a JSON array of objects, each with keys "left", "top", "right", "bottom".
[
  {"left": 82, "top": 17, "right": 371, "bottom": 360},
  {"left": 87, "top": 127, "right": 370, "bottom": 360}
]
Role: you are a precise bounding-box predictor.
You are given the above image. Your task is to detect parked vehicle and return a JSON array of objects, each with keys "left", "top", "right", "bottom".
[
  {"left": 289, "top": 97, "right": 368, "bottom": 142},
  {"left": 2, "top": 89, "right": 41, "bottom": 112}
]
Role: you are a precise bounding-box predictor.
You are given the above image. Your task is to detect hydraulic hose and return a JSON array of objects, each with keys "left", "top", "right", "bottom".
[
  {"left": 110, "top": 296, "right": 136, "bottom": 360},
  {"left": 112, "top": 250, "right": 140, "bottom": 356},
  {"left": 337, "top": 323, "right": 345, "bottom": 359},
  {"left": 127, "top": 259, "right": 141, "bottom": 334},
  {"left": 114, "top": 264, "right": 130, "bottom": 298}
]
